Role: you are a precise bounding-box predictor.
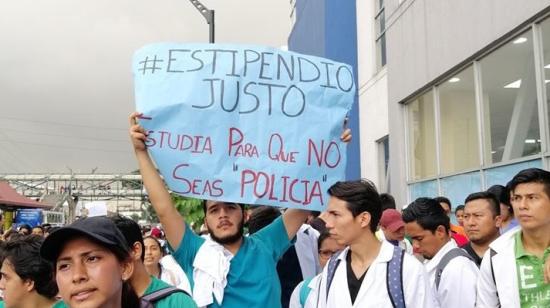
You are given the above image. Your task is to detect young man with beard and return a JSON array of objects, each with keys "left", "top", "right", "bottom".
[
  {"left": 317, "top": 180, "right": 432, "bottom": 307},
  {"left": 129, "top": 113, "right": 351, "bottom": 308},
  {"left": 461, "top": 191, "right": 502, "bottom": 267},
  {"left": 477, "top": 168, "right": 550, "bottom": 307},
  {"left": 402, "top": 197, "right": 478, "bottom": 308}
]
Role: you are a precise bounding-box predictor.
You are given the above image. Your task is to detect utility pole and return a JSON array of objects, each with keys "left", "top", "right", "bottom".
[{"left": 188, "top": 0, "right": 215, "bottom": 43}]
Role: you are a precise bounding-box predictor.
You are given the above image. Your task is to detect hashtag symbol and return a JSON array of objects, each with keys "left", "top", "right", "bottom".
[{"left": 138, "top": 55, "right": 164, "bottom": 74}]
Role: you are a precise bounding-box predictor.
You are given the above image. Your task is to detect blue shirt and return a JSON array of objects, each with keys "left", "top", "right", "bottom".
[{"left": 173, "top": 216, "right": 291, "bottom": 308}]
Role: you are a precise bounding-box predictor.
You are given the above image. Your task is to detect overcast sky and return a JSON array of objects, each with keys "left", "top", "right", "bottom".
[{"left": 0, "top": 0, "right": 291, "bottom": 174}]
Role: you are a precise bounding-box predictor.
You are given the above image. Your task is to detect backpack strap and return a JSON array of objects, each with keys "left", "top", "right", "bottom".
[
  {"left": 140, "top": 286, "right": 190, "bottom": 308},
  {"left": 489, "top": 248, "right": 499, "bottom": 300},
  {"left": 299, "top": 277, "right": 314, "bottom": 306},
  {"left": 435, "top": 247, "right": 474, "bottom": 289},
  {"left": 386, "top": 245, "right": 406, "bottom": 308},
  {"left": 325, "top": 250, "right": 344, "bottom": 300}
]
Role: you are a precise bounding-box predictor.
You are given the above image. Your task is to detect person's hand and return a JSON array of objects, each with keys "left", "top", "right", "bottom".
[
  {"left": 129, "top": 112, "right": 148, "bottom": 152},
  {"left": 544, "top": 257, "right": 550, "bottom": 284},
  {"left": 340, "top": 128, "right": 352, "bottom": 143},
  {"left": 340, "top": 117, "right": 352, "bottom": 143}
]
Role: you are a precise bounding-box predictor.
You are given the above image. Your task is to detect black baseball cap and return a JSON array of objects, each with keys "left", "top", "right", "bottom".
[{"left": 40, "top": 216, "right": 129, "bottom": 262}]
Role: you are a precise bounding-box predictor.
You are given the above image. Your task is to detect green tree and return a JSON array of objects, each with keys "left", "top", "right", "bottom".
[{"left": 172, "top": 194, "right": 204, "bottom": 232}]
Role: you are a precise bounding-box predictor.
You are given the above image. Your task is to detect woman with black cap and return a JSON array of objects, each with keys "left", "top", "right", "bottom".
[{"left": 40, "top": 216, "right": 139, "bottom": 308}]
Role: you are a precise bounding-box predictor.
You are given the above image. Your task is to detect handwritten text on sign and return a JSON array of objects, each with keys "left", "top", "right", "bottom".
[{"left": 133, "top": 43, "right": 355, "bottom": 211}]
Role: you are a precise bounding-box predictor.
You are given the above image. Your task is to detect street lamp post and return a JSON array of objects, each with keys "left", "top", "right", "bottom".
[{"left": 188, "top": 0, "right": 215, "bottom": 43}]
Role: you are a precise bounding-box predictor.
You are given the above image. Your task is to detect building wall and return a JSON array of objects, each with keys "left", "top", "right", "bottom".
[
  {"left": 386, "top": 0, "right": 550, "bottom": 206},
  {"left": 356, "top": 0, "right": 390, "bottom": 192},
  {"left": 288, "top": 0, "right": 361, "bottom": 180}
]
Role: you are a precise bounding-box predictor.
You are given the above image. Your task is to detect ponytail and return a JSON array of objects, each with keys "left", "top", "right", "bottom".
[{"left": 121, "top": 280, "right": 140, "bottom": 308}]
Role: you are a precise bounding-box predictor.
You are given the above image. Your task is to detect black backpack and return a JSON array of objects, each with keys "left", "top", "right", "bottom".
[{"left": 140, "top": 286, "right": 190, "bottom": 308}]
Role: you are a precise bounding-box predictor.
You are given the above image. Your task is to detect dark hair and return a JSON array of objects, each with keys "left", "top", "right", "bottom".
[
  {"left": 247, "top": 206, "right": 281, "bottom": 234},
  {"left": 310, "top": 211, "right": 321, "bottom": 218},
  {"left": 317, "top": 231, "right": 332, "bottom": 250},
  {"left": 310, "top": 217, "right": 327, "bottom": 233},
  {"left": 327, "top": 179, "right": 382, "bottom": 233},
  {"left": 455, "top": 205, "right": 465, "bottom": 213},
  {"left": 487, "top": 184, "right": 513, "bottom": 216},
  {"left": 402, "top": 197, "right": 450, "bottom": 233},
  {"left": 110, "top": 215, "right": 145, "bottom": 262},
  {"left": 380, "top": 193, "right": 396, "bottom": 211},
  {"left": 434, "top": 196, "right": 452, "bottom": 210},
  {"left": 46, "top": 226, "right": 61, "bottom": 235},
  {"left": 18, "top": 224, "right": 31, "bottom": 232},
  {"left": 32, "top": 226, "right": 44, "bottom": 232},
  {"left": 464, "top": 191, "right": 501, "bottom": 216},
  {"left": 0, "top": 235, "right": 58, "bottom": 298},
  {"left": 507, "top": 168, "right": 550, "bottom": 199},
  {"left": 202, "top": 200, "right": 245, "bottom": 215}
]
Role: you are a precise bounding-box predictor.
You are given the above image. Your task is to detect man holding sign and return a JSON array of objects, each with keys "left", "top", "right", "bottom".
[{"left": 130, "top": 44, "right": 355, "bottom": 308}]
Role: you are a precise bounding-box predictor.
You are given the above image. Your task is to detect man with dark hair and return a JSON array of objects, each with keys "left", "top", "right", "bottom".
[
  {"left": 318, "top": 180, "right": 431, "bottom": 307},
  {"left": 462, "top": 191, "right": 502, "bottom": 267},
  {"left": 110, "top": 215, "right": 197, "bottom": 308},
  {"left": 0, "top": 235, "right": 62, "bottom": 308},
  {"left": 435, "top": 196, "right": 468, "bottom": 242},
  {"left": 380, "top": 193, "right": 396, "bottom": 211},
  {"left": 477, "top": 168, "right": 550, "bottom": 307},
  {"left": 487, "top": 184, "right": 518, "bottom": 234},
  {"left": 31, "top": 225, "right": 44, "bottom": 237},
  {"left": 454, "top": 205, "right": 465, "bottom": 227},
  {"left": 403, "top": 197, "right": 478, "bottom": 308}
]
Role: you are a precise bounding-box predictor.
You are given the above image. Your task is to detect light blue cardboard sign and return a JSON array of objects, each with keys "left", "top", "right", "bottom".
[{"left": 133, "top": 43, "right": 355, "bottom": 211}]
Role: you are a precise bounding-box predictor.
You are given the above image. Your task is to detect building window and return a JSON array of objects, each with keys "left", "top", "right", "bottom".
[
  {"left": 375, "top": 0, "right": 387, "bottom": 69},
  {"left": 438, "top": 65, "right": 480, "bottom": 174},
  {"left": 407, "top": 90, "right": 437, "bottom": 181},
  {"left": 541, "top": 18, "right": 550, "bottom": 145},
  {"left": 479, "top": 29, "right": 541, "bottom": 164}
]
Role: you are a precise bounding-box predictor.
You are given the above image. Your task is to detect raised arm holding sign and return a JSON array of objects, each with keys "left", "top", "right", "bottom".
[{"left": 130, "top": 43, "right": 355, "bottom": 308}]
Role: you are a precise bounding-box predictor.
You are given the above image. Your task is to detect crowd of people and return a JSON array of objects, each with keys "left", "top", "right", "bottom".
[{"left": 0, "top": 114, "right": 547, "bottom": 307}]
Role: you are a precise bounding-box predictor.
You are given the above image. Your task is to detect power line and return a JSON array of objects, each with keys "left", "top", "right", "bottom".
[
  {"left": 1, "top": 127, "right": 128, "bottom": 142},
  {"left": 0, "top": 140, "right": 130, "bottom": 153},
  {"left": 0, "top": 116, "right": 127, "bottom": 131}
]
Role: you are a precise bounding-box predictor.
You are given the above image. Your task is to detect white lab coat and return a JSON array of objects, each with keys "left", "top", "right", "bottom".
[
  {"left": 289, "top": 274, "right": 321, "bottom": 308},
  {"left": 295, "top": 224, "right": 321, "bottom": 278},
  {"left": 160, "top": 254, "right": 192, "bottom": 294},
  {"left": 317, "top": 241, "right": 433, "bottom": 307},
  {"left": 424, "top": 240, "right": 479, "bottom": 308},
  {"left": 476, "top": 226, "right": 521, "bottom": 308}
]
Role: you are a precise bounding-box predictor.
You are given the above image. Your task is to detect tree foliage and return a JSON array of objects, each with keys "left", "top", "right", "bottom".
[{"left": 172, "top": 194, "right": 204, "bottom": 232}]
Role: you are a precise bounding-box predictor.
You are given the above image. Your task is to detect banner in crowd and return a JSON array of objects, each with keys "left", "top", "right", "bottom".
[{"left": 133, "top": 43, "right": 355, "bottom": 211}]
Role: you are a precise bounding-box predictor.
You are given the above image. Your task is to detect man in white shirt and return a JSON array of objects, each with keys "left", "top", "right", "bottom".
[
  {"left": 403, "top": 197, "right": 479, "bottom": 308},
  {"left": 378, "top": 209, "right": 413, "bottom": 254},
  {"left": 317, "top": 180, "right": 432, "bottom": 307}
]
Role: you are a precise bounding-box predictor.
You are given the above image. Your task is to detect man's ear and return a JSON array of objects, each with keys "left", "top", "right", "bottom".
[
  {"left": 435, "top": 225, "right": 448, "bottom": 238},
  {"left": 24, "top": 279, "right": 35, "bottom": 293},
  {"left": 494, "top": 215, "right": 503, "bottom": 228},
  {"left": 359, "top": 211, "right": 372, "bottom": 229}
]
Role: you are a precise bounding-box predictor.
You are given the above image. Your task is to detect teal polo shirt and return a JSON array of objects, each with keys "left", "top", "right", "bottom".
[
  {"left": 143, "top": 276, "right": 197, "bottom": 307},
  {"left": 515, "top": 231, "right": 550, "bottom": 308},
  {"left": 173, "top": 216, "right": 291, "bottom": 308}
]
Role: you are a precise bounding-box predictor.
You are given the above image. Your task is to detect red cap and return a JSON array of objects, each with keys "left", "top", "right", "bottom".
[
  {"left": 380, "top": 209, "right": 405, "bottom": 232},
  {"left": 150, "top": 227, "right": 162, "bottom": 238}
]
